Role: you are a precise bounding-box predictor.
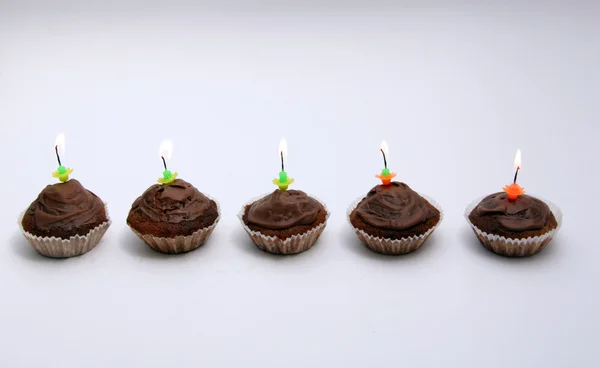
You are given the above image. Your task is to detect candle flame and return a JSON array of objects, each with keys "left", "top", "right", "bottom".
[
  {"left": 55, "top": 132, "right": 66, "bottom": 155},
  {"left": 380, "top": 140, "right": 389, "bottom": 156},
  {"left": 514, "top": 149, "right": 522, "bottom": 170},
  {"left": 159, "top": 139, "right": 173, "bottom": 160},
  {"left": 279, "top": 138, "right": 288, "bottom": 157}
]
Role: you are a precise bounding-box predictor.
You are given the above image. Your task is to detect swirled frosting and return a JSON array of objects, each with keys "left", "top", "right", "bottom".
[
  {"left": 247, "top": 190, "right": 322, "bottom": 229},
  {"left": 473, "top": 193, "right": 550, "bottom": 231},
  {"left": 24, "top": 179, "right": 106, "bottom": 233},
  {"left": 355, "top": 182, "right": 438, "bottom": 230},
  {"left": 130, "top": 179, "right": 213, "bottom": 223}
]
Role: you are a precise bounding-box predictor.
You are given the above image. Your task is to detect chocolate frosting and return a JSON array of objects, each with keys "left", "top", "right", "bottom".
[
  {"left": 131, "top": 179, "right": 213, "bottom": 223},
  {"left": 356, "top": 182, "right": 438, "bottom": 230},
  {"left": 26, "top": 179, "right": 105, "bottom": 231},
  {"left": 475, "top": 193, "right": 550, "bottom": 231},
  {"left": 247, "top": 190, "right": 322, "bottom": 229}
]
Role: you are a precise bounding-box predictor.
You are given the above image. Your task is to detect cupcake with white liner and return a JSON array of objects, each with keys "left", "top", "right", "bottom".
[
  {"left": 347, "top": 141, "right": 442, "bottom": 255},
  {"left": 465, "top": 149, "right": 561, "bottom": 257},
  {"left": 126, "top": 140, "right": 219, "bottom": 254},
  {"left": 19, "top": 133, "right": 111, "bottom": 258},
  {"left": 239, "top": 138, "right": 329, "bottom": 255}
]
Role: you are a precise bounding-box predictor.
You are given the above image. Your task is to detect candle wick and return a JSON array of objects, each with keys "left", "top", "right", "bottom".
[
  {"left": 513, "top": 166, "right": 520, "bottom": 184},
  {"left": 55, "top": 145, "right": 62, "bottom": 166},
  {"left": 380, "top": 149, "right": 388, "bottom": 169},
  {"left": 161, "top": 156, "right": 168, "bottom": 171},
  {"left": 280, "top": 151, "right": 285, "bottom": 172}
]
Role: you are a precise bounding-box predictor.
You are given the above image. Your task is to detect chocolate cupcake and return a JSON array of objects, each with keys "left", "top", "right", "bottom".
[
  {"left": 239, "top": 190, "right": 329, "bottom": 255},
  {"left": 348, "top": 182, "right": 443, "bottom": 255},
  {"left": 19, "top": 179, "right": 111, "bottom": 258},
  {"left": 465, "top": 193, "right": 561, "bottom": 257},
  {"left": 127, "top": 179, "right": 220, "bottom": 254}
]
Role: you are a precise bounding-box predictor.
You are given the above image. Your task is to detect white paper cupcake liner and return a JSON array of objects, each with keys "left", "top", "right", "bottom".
[
  {"left": 238, "top": 193, "right": 330, "bottom": 255},
  {"left": 128, "top": 198, "right": 221, "bottom": 254},
  {"left": 347, "top": 194, "right": 443, "bottom": 255},
  {"left": 18, "top": 205, "right": 112, "bottom": 258},
  {"left": 464, "top": 195, "right": 563, "bottom": 257}
]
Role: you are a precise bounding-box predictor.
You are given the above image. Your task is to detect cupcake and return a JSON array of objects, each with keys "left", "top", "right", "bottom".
[
  {"left": 19, "top": 178, "right": 111, "bottom": 258},
  {"left": 348, "top": 141, "right": 442, "bottom": 255},
  {"left": 238, "top": 138, "right": 329, "bottom": 255},
  {"left": 465, "top": 149, "right": 562, "bottom": 257},
  {"left": 20, "top": 133, "right": 111, "bottom": 258},
  {"left": 348, "top": 182, "right": 442, "bottom": 255},
  {"left": 240, "top": 190, "right": 329, "bottom": 255},
  {"left": 127, "top": 179, "right": 220, "bottom": 254},
  {"left": 465, "top": 193, "right": 561, "bottom": 257}
]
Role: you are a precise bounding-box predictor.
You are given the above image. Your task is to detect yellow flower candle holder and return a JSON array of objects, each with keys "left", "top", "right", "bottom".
[{"left": 52, "top": 166, "right": 73, "bottom": 183}]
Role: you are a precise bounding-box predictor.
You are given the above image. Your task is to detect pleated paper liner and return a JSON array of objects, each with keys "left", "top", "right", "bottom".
[
  {"left": 464, "top": 195, "right": 563, "bottom": 257},
  {"left": 128, "top": 198, "right": 221, "bottom": 254},
  {"left": 18, "top": 205, "right": 112, "bottom": 258},
  {"left": 238, "top": 193, "right": 329, "bottom": 255},
  {"left": 347, "top": 194, "right": 443, "bottom": 255}
]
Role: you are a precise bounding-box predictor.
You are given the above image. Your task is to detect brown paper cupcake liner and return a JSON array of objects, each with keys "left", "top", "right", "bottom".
[
  {"left": 347, "top": 194, "right": 443, "bottom": 255},
  {"left": 238, "top": 193, "right": 329, "bottom": 255},
  {"left": 18, "top": 205, "right": 112, "bottom": 258},
  {"left": 464, "top": 195, "right": 563, "bottom": 257},
  {"left": 128, "top": 198, "right": 221, "bottom": 254}
]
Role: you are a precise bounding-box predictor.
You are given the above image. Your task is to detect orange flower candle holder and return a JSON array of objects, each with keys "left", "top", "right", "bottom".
[
  {"left": 503, "top": 183, "right": 525, "bottom": 201},
  {"left": 376, "top": 172, "right": 397, "bottom": 186}
]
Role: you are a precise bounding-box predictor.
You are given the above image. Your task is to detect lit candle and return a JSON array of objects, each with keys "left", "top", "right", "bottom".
[
  {"left": 51, "top": 133, "right": 73, "bottom": 182},
  {"left": 272, "top": 138, "right": 294, "bottom": 190},
  {"left": 503, "top": 149, "right": 525, "bottom": 200},
  {"left": 375, "top": 140, "right": 396, "bottom": 185},
  {"left": 157, "top": 139, "right": 178, "bottom": 185}
]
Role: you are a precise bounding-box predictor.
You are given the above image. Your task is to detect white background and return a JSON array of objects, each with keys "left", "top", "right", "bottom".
[{"left": 1, "top": 1, "right": 599, "bottom": 367}]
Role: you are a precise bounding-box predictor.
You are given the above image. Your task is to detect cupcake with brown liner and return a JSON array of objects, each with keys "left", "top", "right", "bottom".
[
  {"left": 238, "top": 138, "right": 329, "bottom": 255},
  {"left": 19, "top": 133, "right": 111, "bottom": 258},
  {"left": 347, "top": 141, "right": 442, "bottom": 255},
  {"left": 126, "top": 140, "right": 219, "bottom": 254},
  {"left": 465, "top": 149, "right": 562, "bottom": 257}
]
